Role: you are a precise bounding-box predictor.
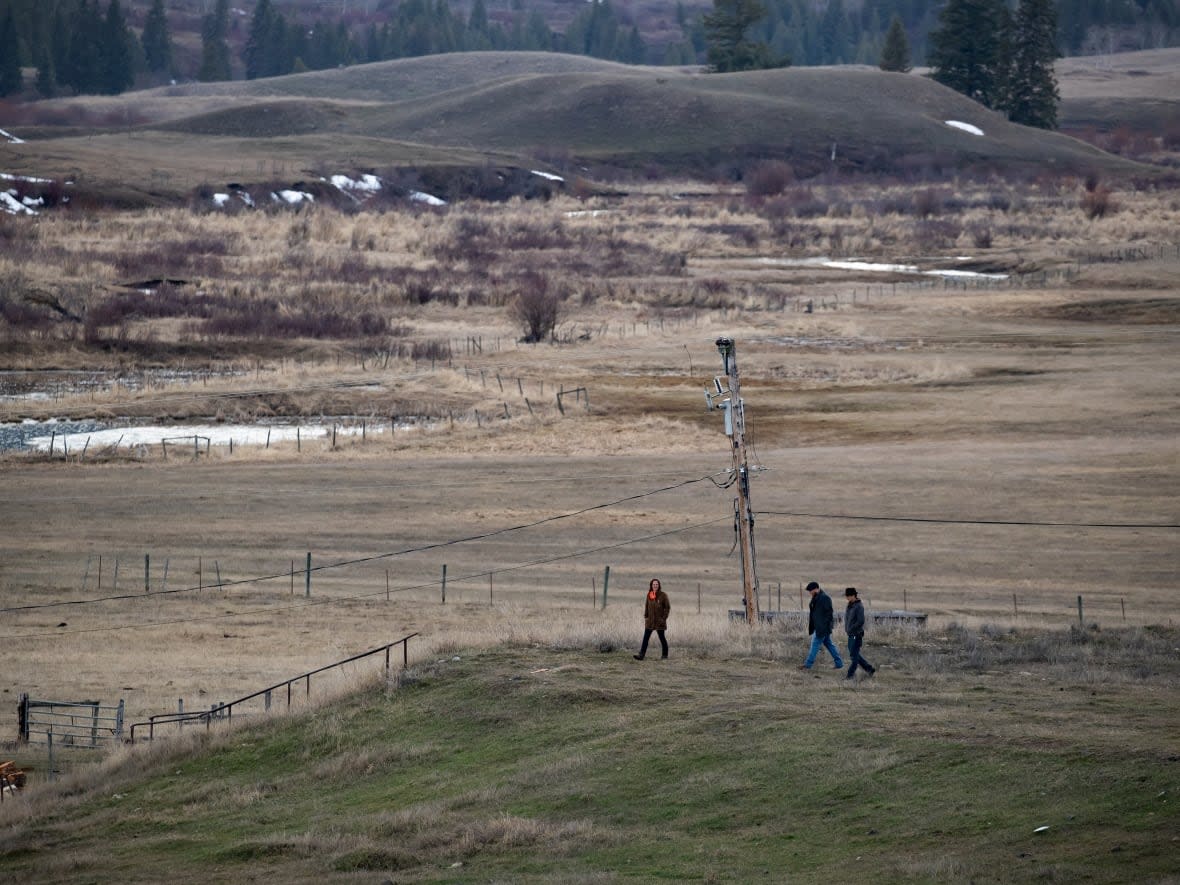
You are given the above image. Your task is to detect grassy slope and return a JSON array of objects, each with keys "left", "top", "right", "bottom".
[
  {"left": 1058, "top": 47, "right": 1180, "bottom": 130},
  {"left": 2, "top": 630, "right": 1177, "bottom": 884},
  {"left": 2, "top": 53, "right": 1151, "bottom": 203}
]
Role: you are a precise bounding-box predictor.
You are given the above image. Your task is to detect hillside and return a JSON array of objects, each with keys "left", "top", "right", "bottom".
[
  {"left": 1, "top": 635, "right": 1177, "bottom": 883},
  {"left": 0, "top": 53, "right": 1153, "bottom": 207}
]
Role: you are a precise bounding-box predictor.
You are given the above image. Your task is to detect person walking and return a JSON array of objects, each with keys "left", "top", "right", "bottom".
[
  {"left": 799, "top": 581, "right": 844, "bottom": 671},
  {"left": 634, "top": 578, "right": 670, "bottom": 660},
  {"left": 843, "top": 587, "right": 876, "bottom": 679}
]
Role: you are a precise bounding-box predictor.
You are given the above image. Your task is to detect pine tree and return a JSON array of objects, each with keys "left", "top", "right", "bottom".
[
  {"left": 100, "top": 0, "right": 135, "bottom": 95},
  {"left": 199, "top": 0, "right": 232, "bottom": 81},
  {"left": 879, "top": 14, "right": 912, "bottom": 72},
  {"left": 35, "top": 46, "right": 56, "bottom": 98},
  {"left": 245, "top": 0, "right": 277, "bottom": 79},
  {"left": 141, "top": 0, "right": 172, "bottom": 75},
  {"left": 927, "top": 0, "right": 1009, "bottom": 109},
  {"left": 702, "top": 0, "right": 786, "bottom": 72},
  {"left": 0, "top": 8, "right": 21, "bottom": 97},
  {"left": 65, "top": 0, "right": 105, "bottom": 94},
  {"left": 1004, "top": 0, "right": 1060, "bottom": 128}
]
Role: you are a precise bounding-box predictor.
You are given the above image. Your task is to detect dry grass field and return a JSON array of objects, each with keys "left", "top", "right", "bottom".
[{"left": 2, "top": 178, "right": 1178, "bottom": 749}]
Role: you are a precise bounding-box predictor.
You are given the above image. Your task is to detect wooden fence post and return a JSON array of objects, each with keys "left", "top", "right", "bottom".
[
  {"left": 602, "top": 565, "right": 610, "bottom": 608},
  {"left": 305, "top": 552, "right": 312, "bottom": 598}
]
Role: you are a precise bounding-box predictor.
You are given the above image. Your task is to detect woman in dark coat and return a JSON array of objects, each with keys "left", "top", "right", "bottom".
[{"left": 634, "top": 578, "right": 671, "bottom": 660}]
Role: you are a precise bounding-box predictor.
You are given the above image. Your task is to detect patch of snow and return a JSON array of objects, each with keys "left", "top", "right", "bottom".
[
  {"left": 272, "top": 189, "right": 314, "bottom": 205},
  {"left": 531, "top": 169, "right": 564, "bottom": 182},
  {"left": 410, "top": 190, "right": 446, "bottom": 206},
  {"left": 1, "top": 191, "right": 38, "bottom": 216},
  {"left": 1, "top": 171, "right": 53, "bottom": 183},
  {"left": 0, "top": 128, "right": 24, "bottom": 144},
  {"left": 756, "top": 256, "right": 1007, "bottom": 280},
  {"left": 330, "top": 173, "right": 382, "bottom": 193},
  {"left": 212, "top": 193, "right": 231, "bottom": 207},
  {"left": 565, "top": 209, "right": 613, "bottom": 218},
  {"left": 945, "top": 120, "right": 984, "bottom": 136},
  {"left": 238, "top": 191, "right": 255, "bottom": 207}
]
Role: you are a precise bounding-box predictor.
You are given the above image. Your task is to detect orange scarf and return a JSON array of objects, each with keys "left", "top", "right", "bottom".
[{"left": 648, "top": 590, "right": 657, "bottom": 600}]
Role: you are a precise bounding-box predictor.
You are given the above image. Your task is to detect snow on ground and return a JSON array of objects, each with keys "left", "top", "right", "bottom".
[
  {"left": 531, "top": 169, "right": 564, "bottom": 182},
  {"left": 756, "top": 256, "right": 1007, "bottom": 280},
  {"left": 0, "top": 128, "right": 24, "bottom": 144},
  {"left": 23, "top": 422, "right": 386, "bottom": 453},
  {"left": 1, "top": 171, "right": 54, "bottom": 183},
  {"left": 272, "top": 189, "right": 315, "bottom": 205},
  {"left": 946, "top": 120, "right": 985, "bottom": 136},
  {"left": 410, "top": 190, "right": 446, "bottom": 206},
  {"left": 1, "top": 191, "right": 38, "bottom": 216}
]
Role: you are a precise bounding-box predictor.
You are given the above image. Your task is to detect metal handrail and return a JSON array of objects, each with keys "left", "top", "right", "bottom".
[{"left": 128, "top": 633, "right": 418, "bottom": 743}]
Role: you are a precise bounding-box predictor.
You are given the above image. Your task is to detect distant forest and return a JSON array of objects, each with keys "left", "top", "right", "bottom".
[{"left": 0, "top": 0, "right": 1177, "bottom": 97}]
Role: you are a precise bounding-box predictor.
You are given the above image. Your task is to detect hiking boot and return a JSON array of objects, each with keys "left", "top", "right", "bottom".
[{"left": 633, "top": 654, "right": 644, "bottom": 661}]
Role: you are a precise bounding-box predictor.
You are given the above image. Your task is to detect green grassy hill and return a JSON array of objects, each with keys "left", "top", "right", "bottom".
[
  {"left": 2, "top": 52, "right": 1153, "bottom": 207},
  {"left": 2, "top": 629, "right": 1177, "bottom": 883}
]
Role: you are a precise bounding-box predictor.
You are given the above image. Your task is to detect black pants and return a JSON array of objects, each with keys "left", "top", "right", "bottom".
[{"left": 639, "top": 628, "right": 668, "bottom": 658}]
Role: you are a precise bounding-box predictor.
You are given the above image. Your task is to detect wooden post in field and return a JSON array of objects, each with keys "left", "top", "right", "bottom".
[
  {"left": 1077, "top": 595, "right": 1084, "bottom": 627},
  {"left": 592, "top": 576, "right": 596, "bottom": 609},
  {"left": 112, "top": 558, "right": 119, "bottom": 591},
  {"left": 386, "top": 569, "right": 390, "bottom": 602},
  {"left": 602, "top": 565, "right": 610, "bottom": 608},
  {"left": 698, "top": 582, "right": 701, "bottom": 613},
  {"left": 903, "top": 588, "right": 908, "bottom": 611},
  {"left": 441, "top": 564, "right": 447, "bottom": 604},
  {"left": 305, "top": 552, "right": 312, "bottom": 598},
  {"left": 1013, "top": 593, "right": 1018, "bottom": 617},
  {"left": 162, "top": 558, "right": 169, "bottom": 592},
  {"left": 198, "top": 556, "right": 202, "bottom": 591},
  {"left": 144, "top": 554, "right": 150, "bottom": 594},
  {"left": 1121, "top": 597, "right": 1126, "bottom": 621},
  {"left": 290, "top": 559, "right": 294, "bottom": 595},
  {"left": 489, "top": 573, "right": 493, "bottom": 605}
]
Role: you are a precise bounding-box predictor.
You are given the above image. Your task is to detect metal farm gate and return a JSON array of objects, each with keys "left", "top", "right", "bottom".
[{"left": 18, "top": 694, "right": 124, "bottom": 749}]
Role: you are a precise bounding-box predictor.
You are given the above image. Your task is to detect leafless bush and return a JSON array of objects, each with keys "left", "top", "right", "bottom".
[
  {"left": 913, "top": 187, "right": 945, "bottom": 219},
  {"left": 968, "top": 223, "right": 993, "bottom": 249},
  {"left": 412, "top": 339, "right": 452, "bottom": 363},
  {"left": 913, "top": 218, "right": 961, "bottom": 251},
  {"left": 511, "top": 273, "right": 562, "bottom": 343},
  {"left": 745, "top": 160, "right": 795, "bottom": 198},
  {"left": 1080, "top": 185, "right": 1116, "bottom": 220}
]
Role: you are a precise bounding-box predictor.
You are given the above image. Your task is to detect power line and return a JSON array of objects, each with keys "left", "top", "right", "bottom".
[
  {"left": 756, "top": 510, "right": 1179, "bottom": 530},
  {"left": 8, "top": 516, "right": 730, "bottom": 639},
  {"left": 0, "top": 471, "right": 732, "bottom": 614}
]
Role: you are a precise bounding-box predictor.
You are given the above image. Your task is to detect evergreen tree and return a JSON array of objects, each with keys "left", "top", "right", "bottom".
[
  {"left": 0, "top": 8, "right": 21, "bottom": 97},
  {"left": 245, "top": 0, "right": 277, "bottom": 79},
  {"left": 141, "top": 0, "right": 172, "bottom": 74},
  {"left": 198, "top": 0, "right": 232, "bottom": 81},
  {"left": 879, "top": 13, "right": 912, "bottom": 70},
  {"left": 702, "top": 0, "right": 786, "bottom": 71},
  {"left": 927, "top": 0, "right": 1009, "bottom": 108},
  {"left": 65, "top": 0, "right": 105, "bottom": 94},
  {"left": 1004, "top": 0, "right": 1059, "bottom": 128},
  {"left": 35, "top": 45, "right": 56, "bottom": 97},
  {"left": 100, "top": 0, "right": 135, "bottom": 95}
]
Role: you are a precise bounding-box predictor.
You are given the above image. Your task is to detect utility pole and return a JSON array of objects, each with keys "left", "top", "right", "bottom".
[{"left": 706, "top": 337, "right": 760, "bottom": 624}]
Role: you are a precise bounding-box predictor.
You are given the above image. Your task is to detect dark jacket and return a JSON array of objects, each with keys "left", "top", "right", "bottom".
[
  {"left": 644, "top": 590, "right": 670, "bottom": 630},
  {"left": 808, "top": 589, "right": 834, "bottom": 637},
  {"left": 844, "top": 598, "right": 866, "bottom": 636}
]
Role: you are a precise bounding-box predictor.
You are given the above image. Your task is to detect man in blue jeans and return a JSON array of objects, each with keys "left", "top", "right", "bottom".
[
  {"left": 799, "top": 581, "right": 844, "bottom": 671},
  {"left": 843, "top": 586, "right": 876, "bottom": 679}
]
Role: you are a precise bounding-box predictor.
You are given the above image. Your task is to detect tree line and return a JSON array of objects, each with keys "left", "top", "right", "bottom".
[{"left": 0, "top": 0, "right": 1174, "bottom": 101}]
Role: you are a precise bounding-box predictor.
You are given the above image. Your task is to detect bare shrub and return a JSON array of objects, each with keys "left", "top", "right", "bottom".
[
  {"left": 1080, "top": 185, "right": 1116, "bottom": 220},
  {"left": 412, "top": 339, "right": 452, "bottom": 363},
  {"left": 913, "top": 218, "right": 961, "bottom": 251},
  {"left": 511, "top": 273, "right": 562, "bottom": 343},
  {"left": 968, "top": 223, "right": 993, "bottom": 249},
  {"left": 745, "top": 161, "right": 795, "bottom": 198},
  {"left": 913, "top": 187, "right": 944, "bottom": 219}
]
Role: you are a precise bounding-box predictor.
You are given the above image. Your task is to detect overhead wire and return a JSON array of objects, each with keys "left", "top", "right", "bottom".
[
  {"left": 0, "top": 470, "right": 734, "bottom": 615},
  {"left": 8, "top": 516, "right": 732, "bottom": 639}
]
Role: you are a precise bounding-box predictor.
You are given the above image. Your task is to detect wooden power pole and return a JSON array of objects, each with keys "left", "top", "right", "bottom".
[{"left": 707, "top": 337, "right": 760, "bottom": 624}]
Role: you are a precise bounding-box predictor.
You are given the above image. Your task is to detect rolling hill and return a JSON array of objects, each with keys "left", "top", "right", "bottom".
[{"left": 0, "top": 51, "right": 1160, "bottom": 207}]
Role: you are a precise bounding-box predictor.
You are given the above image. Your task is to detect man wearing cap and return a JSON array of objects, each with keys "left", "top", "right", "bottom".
[
  {"left": 799, "top": 581, "right": 844, "bottom": 671},
  {"left": 843, "top": 587, "right": 876, "bottom": 679}
]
